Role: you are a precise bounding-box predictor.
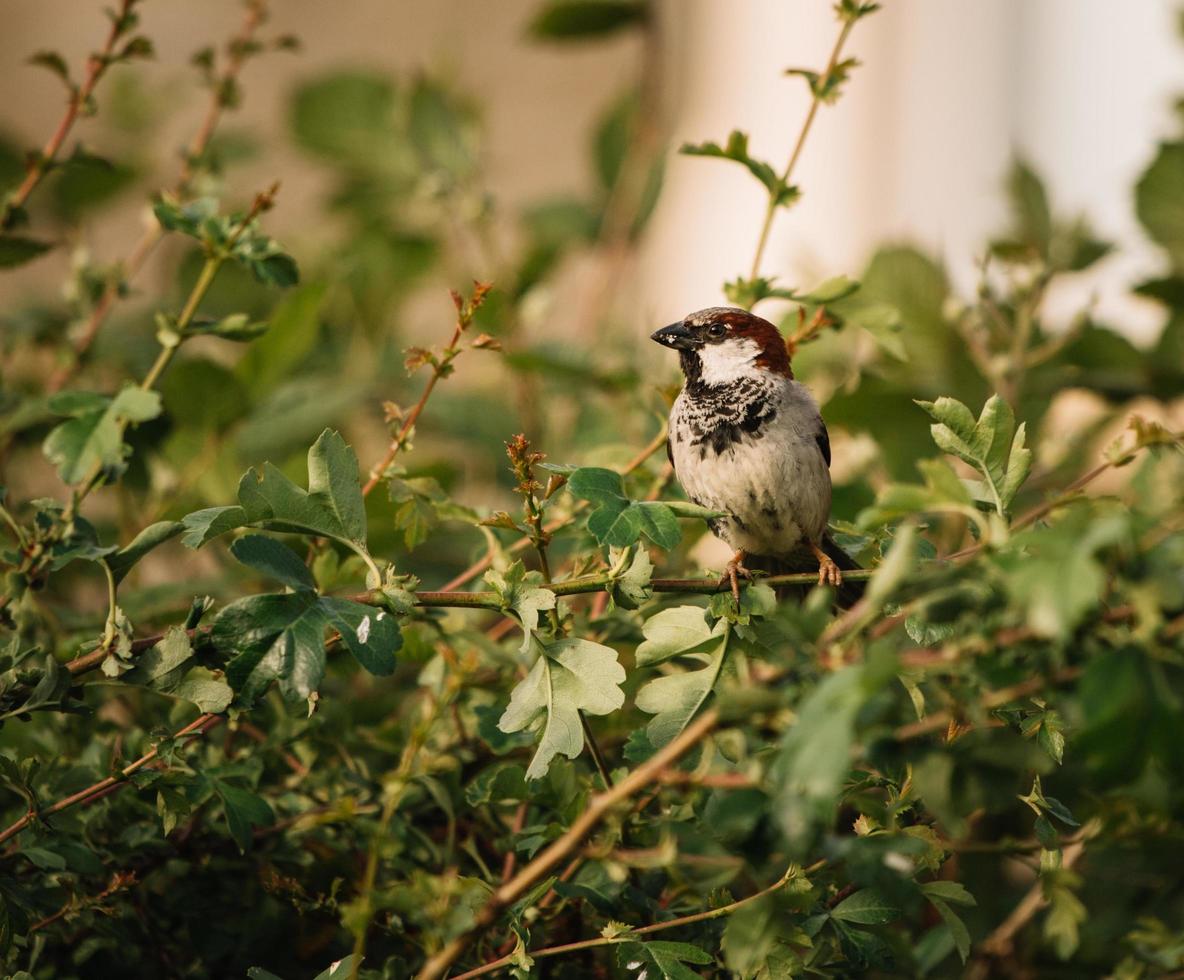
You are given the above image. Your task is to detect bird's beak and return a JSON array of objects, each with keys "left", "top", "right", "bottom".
[{"left": 651, "top": 322, "right": 697, "bottom": 350}]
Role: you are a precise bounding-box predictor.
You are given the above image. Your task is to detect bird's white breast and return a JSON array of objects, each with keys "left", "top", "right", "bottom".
[{"left": 669, "top": 378, "right": 831, "bottom": 558}]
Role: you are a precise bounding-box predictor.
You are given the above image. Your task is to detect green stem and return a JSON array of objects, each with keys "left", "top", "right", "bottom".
[
  {"left": 747, "top": 17, "right": 857, "bottom": 287},
  {"left": 0, "top": 502, "right": 26, "bottom": 546},
  {"left": 100, "top": 561, "right": 119, "bottom": 651}
]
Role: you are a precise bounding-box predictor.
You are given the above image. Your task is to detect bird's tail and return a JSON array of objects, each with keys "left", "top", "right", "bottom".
[{"left": 747, "top": 534, "right": 865, "bottom": 608}]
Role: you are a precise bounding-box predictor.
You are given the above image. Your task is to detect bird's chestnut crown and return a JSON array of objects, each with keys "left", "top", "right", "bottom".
[{"left": 651, "top": 306, "right": 792, "bottom": 381}]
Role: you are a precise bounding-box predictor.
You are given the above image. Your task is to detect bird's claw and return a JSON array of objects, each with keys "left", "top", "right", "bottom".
[
  {"left": 809, "top": 542, "right": 843, "bottom": 589},
  {"left": 720, "top": 551, "right": 753, "bottom": 605}
]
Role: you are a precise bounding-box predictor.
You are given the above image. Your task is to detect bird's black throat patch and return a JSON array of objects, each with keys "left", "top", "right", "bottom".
[{"left": 679, "top": 376, "right": 778, "bottom": 457}]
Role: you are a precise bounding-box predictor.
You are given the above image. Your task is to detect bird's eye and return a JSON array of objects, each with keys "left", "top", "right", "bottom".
[{"left": 706, "top": 323, "right": 727, "bottom": 339}]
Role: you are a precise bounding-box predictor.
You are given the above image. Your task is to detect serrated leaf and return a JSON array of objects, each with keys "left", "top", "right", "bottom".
[
  {"left": 921, "top": 881, "right": 976, "bottom": 906},
  {"left": 830, "top": 889, "right": 901, "bottom": 925},
  {"left": 180, "top": 505, "right": 248, "bottom": 548},
  {"left": 917, "top": 395, "right": 1030, "bottom": 515},
  {"left": 680, "top": 130, "right": 797, "bottom": 206},
  {"left": 498, "top": 636, "right": 625, "bottom": 779}
]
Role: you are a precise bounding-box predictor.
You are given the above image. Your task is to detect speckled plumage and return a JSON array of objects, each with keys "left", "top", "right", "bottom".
[{"left": 652, "top": 306, "right": 839, "bottom": 571}]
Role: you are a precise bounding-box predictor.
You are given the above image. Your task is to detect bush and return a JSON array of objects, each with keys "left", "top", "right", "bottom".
[{"left": 1, "top": 1, "right": 1183, "bottom": 977}]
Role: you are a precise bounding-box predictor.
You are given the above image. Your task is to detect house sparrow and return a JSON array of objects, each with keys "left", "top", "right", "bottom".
[{"left": 652, "top": 306, "right": 861, "bottom": 604}]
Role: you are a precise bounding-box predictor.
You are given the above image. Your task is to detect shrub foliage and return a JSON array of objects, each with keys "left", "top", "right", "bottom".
[{"left": 1, "top": 2, "right": 1183, "bottom": 978}]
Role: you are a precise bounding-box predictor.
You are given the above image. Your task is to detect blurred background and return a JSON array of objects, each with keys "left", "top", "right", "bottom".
[{"left": 5, "top": 0, "right": 1182, "bottom": 336}]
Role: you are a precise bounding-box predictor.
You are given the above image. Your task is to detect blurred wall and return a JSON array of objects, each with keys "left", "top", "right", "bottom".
[
  {"left": 3, "top": 0, "right": 1183, "bottom": 341},
  {"left": 642, "top": 0, "right": 1184, "bottom": 342}
]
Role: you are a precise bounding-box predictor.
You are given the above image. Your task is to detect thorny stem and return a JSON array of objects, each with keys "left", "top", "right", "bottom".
[
  {"left": 746, "top": 15, "right": 858, "bottom": 286},
  {"left": 1, "top": 0, "right": 135, "bottom": 229},
  {"left": 415, "top": 708, "right": 721, "bottom": 980},
  {"left": 50, "top": 0, "right": 270, "bottom": 390},
  {"left": 453, "top": 859, "right": 826, "bottom": 980}
]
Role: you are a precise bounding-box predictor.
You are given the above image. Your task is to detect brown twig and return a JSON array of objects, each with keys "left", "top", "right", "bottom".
[
  {"left": 0, "top": 712, "right": 221, "bottom": 848},
  {"left": 452, "top": 858, "right": 825, "bottom": 980},
  {"left": 892, "top": 668, "right": 1082, "bottom": 742},
  {"left": 971, "top": 824, "right": 1096, "bottom": 969},
  {"left": 437, "top": 426, "right": 668, "bottom": 591},
  {"left": 415, "top": 708, "right": 720, "bottom": 980},
  {"left": 48, "top": 0, "right": 270, "bottom": 391},
  {"left": 362, "top": 284, "right": 491, "bottom": 498},
  {"left": 2, "top": 1, "right": 135, "bottom": 227}
]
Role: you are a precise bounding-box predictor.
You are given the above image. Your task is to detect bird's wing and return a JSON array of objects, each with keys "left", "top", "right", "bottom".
[{"left": 815, "top": 420, "right": 831, "bottom": 467}]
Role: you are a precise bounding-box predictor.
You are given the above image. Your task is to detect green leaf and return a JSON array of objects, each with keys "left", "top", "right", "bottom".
[
  {"left": 619, "top": 940, "right": 712, "bottom": 980},
  {"left": 567, "top": 467, "right": 681, "bottom": 550},
  {"left": 27, "top": 50, "right": 71, "bottom": 84},
  {"left": 1135, "top": 141, "right": 1184, "bottom": 269},
  {"left": 485, "top": 562, "right": 557, "bottom": 651},
  {"left": 238, "top": 429, "right": 368, "bottom": 548},
  {"left": 212, "top": 780, "right": 273, "bottom": 852},
  {"left": 317, "top": 597, "right": 399, "bottom": 677},
  {"left": 180, "top": 506, "right": 248, "bottom": 548},
  {"left": 636, "top": 626, "right": 728, "bottom": 747},
  {"left": 212, "top": 587, "right": 399, "bottom": 705},
  {"left": 830, "top": 889, "right": 901, "bottom": 925},
  {"left": 680, "top": 130, "right": 798, "bottom": 207},
  {"left": 42, "top": 386, "right": 162, "bottom": 485},
  {"left": 916, "top": 394, "right": 1031, "bottom": 515},
  {"left": 498, "top": 636, "right": 626, "bottom": 779},
  {"left": 634, "top": 606, "right": 715, "bottom": 666},
  {"left": 235, "top": 282, "right": 326, "bottom": 392},
  {"left": 607, "top": 546, "right": 653, "bottom": 609},
  {"left": 106, "top": 521, "right": 183, "bottom": 583},
  {"left": 1005, "top": 159, "right": 1052, "bottom": 256},
  {"left": 928, "top": 896, "right": 971, "bottom": 963},
  {"left": 802, "top": 275, "right": 859, "bottom": 304},
  {"left": 230, "top": 535, "right": 316, "bottom": 591},
  {"left": 529, "top": 1, "right": 648, "bottom": 40},
  {"left": 921, "top": 881, "right": 977, "bottom": 906},
  {"left": 0, "top": 235, "right": 53, "bottom": 268}
]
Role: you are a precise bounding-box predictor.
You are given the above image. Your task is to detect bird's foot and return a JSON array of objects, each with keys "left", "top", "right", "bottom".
[
  {"left": 809, "top": 541, "right": 843, "bottom": 588},
  {"left": 719, "top": 550, "right": 753, "bottom": 604}
]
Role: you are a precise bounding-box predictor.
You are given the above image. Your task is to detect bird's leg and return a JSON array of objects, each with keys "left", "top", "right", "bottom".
[
  {"left": 720, "top": 549, "right": 753, "bottom": 604},
  {"left": 809, "top": 541, "right": 843, "bottom": 588}
]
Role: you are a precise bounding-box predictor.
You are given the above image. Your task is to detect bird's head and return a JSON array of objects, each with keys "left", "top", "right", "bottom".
[{"left": 651, "top": 307, "right": 791, "bottom": 386}]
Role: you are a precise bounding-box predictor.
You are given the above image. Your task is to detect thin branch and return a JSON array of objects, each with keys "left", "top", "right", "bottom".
[
  {"left": 2, "top": 1, "right": 135, "bottom": 228},
  {"left": 362, "top": 284, "right": 490, "bottom": 498},
  {"left": 0, "top": 712, "right": 221, "bottom": 848},
  {"left": 437, "top": 426, "right": 668, "bottom": 592},
  {"left": 971, "top": 823, "right": 1096, "bottom": 969},
  {"left": 892, "top": 668, "right": 1081, "bottom": 742},
  {"left": 453, "top": 859, "right": 823, "bottom": 980},
  {"left": 414, "top": 708, "right": 721, "bottom": 980},
  {"left": 48, "top": 0, "right": 270, "bottom": 390},
  {"left": 747, "top": 16, "right": 858, "bottom": 283}
]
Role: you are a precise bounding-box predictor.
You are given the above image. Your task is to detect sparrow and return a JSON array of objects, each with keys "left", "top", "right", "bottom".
[{"left": 651, "top": 306, "right": 861, "bottom": 604}]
